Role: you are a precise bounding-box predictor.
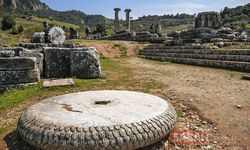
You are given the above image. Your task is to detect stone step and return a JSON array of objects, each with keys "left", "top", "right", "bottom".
[
  {"left": 142, "top": 55, "right": 250, "bottom": 72},
  {"left": 142, "top": 48, "right": 250, "bottom": 55},
  {"left": 0, "top": 69, "right": 40, "bottom": 85},
  {"left": 139, "top": 52, "right": 250, "bottom": 62},
  {"left": 0, "top": 57, "right": 37, "bottom": 71}
]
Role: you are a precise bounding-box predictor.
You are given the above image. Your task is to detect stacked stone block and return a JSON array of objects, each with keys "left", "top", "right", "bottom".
[
  {"left": 0, "top": 56, "right": 40, "bottom": 93},
  {"left": 139, "top": 45, "right": 250, "bottom": 72},
  {"left": 44, "top": 47, "right": 101, "bottom": 79}
]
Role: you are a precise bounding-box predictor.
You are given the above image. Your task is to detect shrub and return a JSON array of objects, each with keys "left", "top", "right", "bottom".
[
  {"left": 11, "top": 25, "right": 24, "bottom": 35},
  {"left": 1, "top": 16, "right": 16, "bottom": 31}
]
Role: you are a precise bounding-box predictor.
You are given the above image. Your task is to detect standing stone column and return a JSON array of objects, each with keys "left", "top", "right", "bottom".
[
  {"left": 114, "top": 8, "right": 121, "bottom": 33},
  {"left": 124, "top": 9, "right": 132, "bottom": 32}
]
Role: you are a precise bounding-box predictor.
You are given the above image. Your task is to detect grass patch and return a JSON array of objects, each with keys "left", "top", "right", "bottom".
[{"left": 113, "top": 44, "right": 127, "bottom": 57}]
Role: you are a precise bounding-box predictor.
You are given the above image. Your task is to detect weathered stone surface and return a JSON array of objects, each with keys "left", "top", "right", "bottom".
[
  {"left": 195, "top": 12, "right": 221, "bottom": 29},
  {"left": 0, "top": 57, "right": 37, "bottom": 71},
  {"left": 44, "top": 47, "right": 71, "bottom": 78},
  {"left": 17, "top": 90, "right": 177, "bottom": 150},
  {"left": 242, "top": 74, "right": 250, "bottom": 80},
  {"left": 2, "top": 47, "right": 24, "bottom": 56},
  {"left": 0, "top": 82, "right": 37, "bottom": 93},
  {"left": 69, "top": 27, "right": 78, "bottom": 39},
  {"left": 31, "top": 32, "right": 45, "bottom": 43},
  {"left": 19, "top": 50, "right": 44, "bottom": 76},
  {"left": 0, "top": 69, "right": 40, "bottom": 85},
  {"left": 43, "top": 78, "right": 75, "bottom": 88},
  {"left": 0, "top": 50, "right": 15, "bottom": 57},
  {"left": 70, "top": 47, "right": 101, "bottom": 79}
]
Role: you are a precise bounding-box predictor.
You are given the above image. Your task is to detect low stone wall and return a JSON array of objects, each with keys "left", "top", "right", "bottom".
[
  {"left": 140, "top": 45, "right": 250, "bottom": 72},
  {"left": 140, "top": 52, "right": 250, "bottom": 62},
  {"left": 143, "top": 56, "right": 250, "bottom": 72},
  {"left": 142, "top": 48, "right": 250, "bottom": 55},
  {"left": 0, "top": 57, "right": 40, "bottom": 93}
]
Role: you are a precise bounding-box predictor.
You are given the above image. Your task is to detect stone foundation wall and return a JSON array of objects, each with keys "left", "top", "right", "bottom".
[{"left": 140, "top": 45, "right": 250, "bottom": 72}]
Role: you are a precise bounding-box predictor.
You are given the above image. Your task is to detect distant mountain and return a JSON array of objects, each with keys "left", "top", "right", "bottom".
[{"left": 0, "top": 0, "right": 48, "bottom": 10}]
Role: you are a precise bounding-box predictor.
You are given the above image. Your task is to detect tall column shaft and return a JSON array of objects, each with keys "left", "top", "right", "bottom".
[
  {"left": 124, "top": 9, "right": 132, "bottom": 32},
  {"left": 114, "top": 8, "right": 121, "bottom": 32}
]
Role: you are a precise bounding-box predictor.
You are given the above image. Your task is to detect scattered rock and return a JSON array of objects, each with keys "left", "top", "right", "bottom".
[
  {"left": 242, "top": 74, "right": 250, "bottom": 81},
  {"left": 235, "top": 105, "right": 242, "bottom": 109}
]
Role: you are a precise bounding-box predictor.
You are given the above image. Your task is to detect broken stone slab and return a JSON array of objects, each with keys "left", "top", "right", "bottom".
[
  {"left": 0, "top": 69, "right": 40, "bottom": 85},
  {"left": 43, "top": 78, "right": 75, "bottom": 88},
  {"left": 0, "top": 50, "right": 15, "bottom": 57},
  {"left": 0, "top": 82, "right": 37, "bottom": 93},
  {"left": 70, "top": 47, "right": 101, "bottom": 79},
  {"left": 0, "top": 57, "right": 37, "bottom": 71},
  {"left": 19, "top": 50, "right": 44, "bottom": 76},
  {"left": 44, "top": 47, "right": 71, "bottom": 78},
  {"left": 242, "top": 74, "right": 250, "bottom": 80}
]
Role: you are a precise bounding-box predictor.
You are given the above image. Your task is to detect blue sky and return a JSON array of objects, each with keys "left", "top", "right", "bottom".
[{"left": 41, "top": 0, "right": 249, "bottom": 19}]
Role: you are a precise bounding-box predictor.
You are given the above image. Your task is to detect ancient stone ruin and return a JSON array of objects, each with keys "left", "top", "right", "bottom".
[
  {"left": 167, "top": 11, "right": 249, "bottom": 46},
  {"left": 139, "top": 44, "right": 250, "bottom": 72},
  {"left": 44, "top": 47, "right": 101, "bottom": 79},
  {"left": 0, "top": 46, "right": 101, "bottom": 93},
  {"left": 69, "top": 27, "right": 79, "bottom": 39},
  {"left": 195, "top": 11, "right": 221, "bottom": 29},
  {"left": 114, "top": 8, "right": 121, "bottom": 33},
  {"left": 31, "top": 23, "right": 66, "bottom": 44}
]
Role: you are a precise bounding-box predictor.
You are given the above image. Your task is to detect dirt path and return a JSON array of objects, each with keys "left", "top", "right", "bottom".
[{"left": 127, "top": 57, "right": 250, "bottom": 149}]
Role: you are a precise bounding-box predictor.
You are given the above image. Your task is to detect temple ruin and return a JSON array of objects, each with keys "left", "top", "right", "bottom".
[{"left": 195, "top": 12, "right": 221, "bottom": 29}]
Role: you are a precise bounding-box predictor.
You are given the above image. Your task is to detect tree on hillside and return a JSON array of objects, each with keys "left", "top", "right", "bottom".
[
  {"left": 93, "top": 23, "right": 107, "bottom": 36},
  {"left": 1, "top": 16, "right": 16, "bottom": 30}
]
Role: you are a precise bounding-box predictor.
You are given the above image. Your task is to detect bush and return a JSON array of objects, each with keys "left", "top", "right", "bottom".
[
  {"left": 1, "top": 16, "right": 16, "bottom": 31},
  {"left": 18, "top": 25, "right": 24, "bottom": 33},
  {"left": 11, "top": 25, "right": 24, "bottom": 35}
]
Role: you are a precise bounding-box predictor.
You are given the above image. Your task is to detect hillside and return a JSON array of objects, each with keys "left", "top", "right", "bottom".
[
  {"left": 0, "top": 16, "right": 84, "bottom": 45},
  {"left": 221, "top": 3, "right": 250, "bottom": 30},
  {"left": 0, "top": 0, "right": 112, "bottom": 27}
]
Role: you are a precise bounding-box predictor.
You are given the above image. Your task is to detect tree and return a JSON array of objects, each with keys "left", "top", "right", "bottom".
[
  {"left": 1, "top": 16, "right": 16, "bottom": 31},
  {"left": 93, "top": 23, "right": 107, "bottom": 36}
]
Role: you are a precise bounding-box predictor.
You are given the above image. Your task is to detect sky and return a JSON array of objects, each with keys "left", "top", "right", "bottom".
[{"left": 41, "top": 0, "right": 249, "bottom": 19}]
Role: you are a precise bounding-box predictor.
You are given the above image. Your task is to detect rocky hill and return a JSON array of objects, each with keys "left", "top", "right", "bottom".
[{"left": 0, "top": 0, "right": 48, "bottom": 10}]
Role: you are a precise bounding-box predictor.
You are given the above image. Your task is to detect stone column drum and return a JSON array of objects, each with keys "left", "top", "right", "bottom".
[{"left": 17, "top": 90, "right": 177, "bottom": 150}]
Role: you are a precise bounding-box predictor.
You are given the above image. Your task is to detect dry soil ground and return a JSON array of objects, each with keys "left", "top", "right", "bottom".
[{"left": 125, "top": 57, "right": 250, "bottom": 149}]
